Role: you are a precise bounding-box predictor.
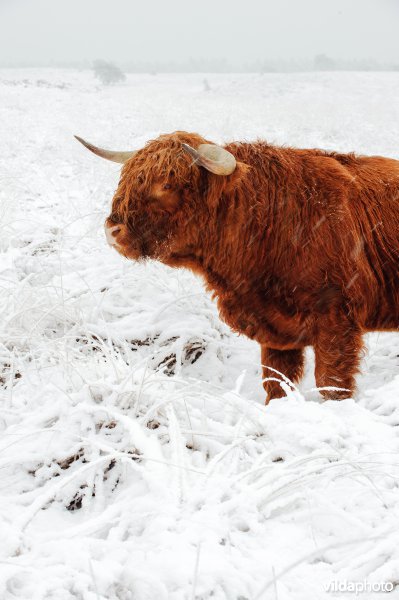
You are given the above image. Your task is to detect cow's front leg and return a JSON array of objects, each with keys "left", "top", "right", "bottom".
[
  {"left": 314, "top": 315, "right": 363, "bottom": 400},
  {"left": 261, "top": 345, "right": 305, "bottom": 405}
]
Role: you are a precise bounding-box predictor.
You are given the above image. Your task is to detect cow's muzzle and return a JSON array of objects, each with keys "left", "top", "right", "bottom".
[{"left": 104, "top": 223, "right": 121, "bottom": 247}]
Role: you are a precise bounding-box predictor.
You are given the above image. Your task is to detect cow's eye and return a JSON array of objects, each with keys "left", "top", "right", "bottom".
[{"left": 163, "top": 183, "right": 172, "bottom": 190}]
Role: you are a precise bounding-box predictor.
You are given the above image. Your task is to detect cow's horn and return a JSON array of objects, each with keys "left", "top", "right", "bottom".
[
  {"left": 74, "top": 135, "right": 137, "bottom": 164},
  {"left": 182, "top": 143, "right": 236, "bottom": 175}
]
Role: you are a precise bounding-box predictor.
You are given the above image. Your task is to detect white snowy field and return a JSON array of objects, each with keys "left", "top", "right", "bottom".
[{"left": 0, "top": 69, "right": 399, "bottom": 600}]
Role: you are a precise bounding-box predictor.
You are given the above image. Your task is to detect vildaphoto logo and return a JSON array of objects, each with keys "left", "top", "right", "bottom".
[{"left": 324, "top": 580, "right": 394, "bottom": 595}]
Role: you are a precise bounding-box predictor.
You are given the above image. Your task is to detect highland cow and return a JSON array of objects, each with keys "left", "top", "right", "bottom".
[{"left": 76, "top": 131, "right": 399, "bottom": 403}]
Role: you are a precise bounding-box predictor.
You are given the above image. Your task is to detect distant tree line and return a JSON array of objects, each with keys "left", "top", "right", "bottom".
[
  {"left": 1, "top": 56, "right": 398, "bottom": 73},
  {"left": 117, "top": 56, "right": 399, "bottom": 73}
]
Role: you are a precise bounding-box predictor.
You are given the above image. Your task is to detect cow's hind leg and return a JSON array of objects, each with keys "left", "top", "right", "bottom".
[
  {"left": 261, "top": 345, "right": 305, "bottom": 405},
  {"left": 314, "top": 315, "right": 363, "bottom": 400}
]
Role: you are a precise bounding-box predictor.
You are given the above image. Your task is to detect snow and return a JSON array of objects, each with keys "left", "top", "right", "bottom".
[{"left": 1, "top": 68, "right": 399, "bottom": 599}]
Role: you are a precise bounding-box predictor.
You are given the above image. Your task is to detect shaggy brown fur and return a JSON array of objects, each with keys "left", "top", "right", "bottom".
[{"left": 105, "top": 131, "right": 399, "bottom": 403}]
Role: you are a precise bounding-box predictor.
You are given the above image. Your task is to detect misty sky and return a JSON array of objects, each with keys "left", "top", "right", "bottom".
[{"left": 0, "top": 0, "right": 398, "bottom": 66}]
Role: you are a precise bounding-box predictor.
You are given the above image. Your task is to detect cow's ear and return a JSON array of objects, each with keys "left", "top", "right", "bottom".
[
  {"left": 205, "top": 161, "right": 250, "bottom": 209},
  {"left": 223, "top": 161, "right": 250, "bottom": 193}
]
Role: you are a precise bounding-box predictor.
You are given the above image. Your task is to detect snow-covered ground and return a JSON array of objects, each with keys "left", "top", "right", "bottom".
[{"left": 1, "top": 69, "right": 399, "bottom": 599}]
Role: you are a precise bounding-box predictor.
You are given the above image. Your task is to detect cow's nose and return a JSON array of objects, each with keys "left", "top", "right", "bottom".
[{"left": 104, "top": 223, "right": 121, "bottom": 247}]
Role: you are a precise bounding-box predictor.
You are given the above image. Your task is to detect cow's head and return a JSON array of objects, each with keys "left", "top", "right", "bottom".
[{"left": 75, "top": 131, "right": 244, "bottom": 262}]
